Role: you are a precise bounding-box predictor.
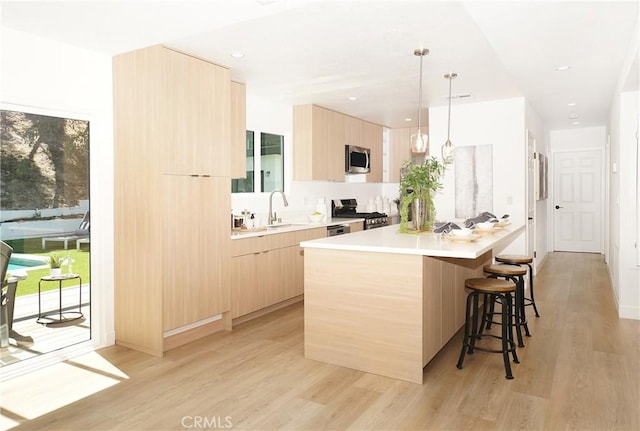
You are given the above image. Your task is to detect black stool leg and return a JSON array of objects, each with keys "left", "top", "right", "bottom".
[
  {"left": 514, "top": 274, "right": 531, "bottom": 338},
  {"left": 457, "top": 293, "right": 474, "bottom": 369},
  {"left": 526, "top": 262, "right": 540, "bottom": 317},
  {"left": 501, "top": 292, "right": 514, "bottom": 379},
  {"left": 477, "top": 293, "right": 491, "bottom": 336},
  {"left": 468, "top": 293, "right": 480, "bottom": 354},
  {"left": 505, "top": 292, "right": 519, "bottom": 365}
]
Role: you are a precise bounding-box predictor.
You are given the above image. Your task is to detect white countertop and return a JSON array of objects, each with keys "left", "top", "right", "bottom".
[
  {"left": 300, "top": 222, "right": 525, "bottom": 259},
  {"left": 230, "top": 218, "right": 364, "bottom": 240}
]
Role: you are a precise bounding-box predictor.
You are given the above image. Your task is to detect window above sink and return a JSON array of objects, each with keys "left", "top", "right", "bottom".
[{"left": 232, "top": 130, "right": 284, "bottom": 194}]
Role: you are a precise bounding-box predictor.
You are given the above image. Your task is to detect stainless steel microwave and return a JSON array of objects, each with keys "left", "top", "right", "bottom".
[{"left": 345, "top": 145, "right": 370, "bottom": 174}]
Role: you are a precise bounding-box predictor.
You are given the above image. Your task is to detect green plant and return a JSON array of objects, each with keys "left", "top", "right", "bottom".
[
  {"left": 49, "top": 253, "right": 62, "bottom": 268},
  {"left": 399, "top": 157, "right": 445, "bottom": 233}
]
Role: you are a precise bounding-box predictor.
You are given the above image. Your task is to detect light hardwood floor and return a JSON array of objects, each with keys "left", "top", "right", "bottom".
[{"left": 4, "top": 252, "right": 639, "bottom": 430}]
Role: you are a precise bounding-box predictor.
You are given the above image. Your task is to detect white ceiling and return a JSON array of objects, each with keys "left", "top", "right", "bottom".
[{"left": 2, "top": 0, "right": 638, "bottom": 129}]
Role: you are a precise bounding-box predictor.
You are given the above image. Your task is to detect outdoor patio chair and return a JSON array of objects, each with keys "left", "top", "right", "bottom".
[
  {"left": 41, "top": 211, "right": 90, "bottom": 250},
  {"left": 1, "top": 240, "right": 13, "bottom": 347},
  {"left": 1, "top": 241, "right": 34, "bottom": 346}
]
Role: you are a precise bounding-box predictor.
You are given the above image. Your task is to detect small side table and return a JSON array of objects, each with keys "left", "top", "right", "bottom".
[{"left": 37, "top": 274, "right": 83, "bottom": 325}]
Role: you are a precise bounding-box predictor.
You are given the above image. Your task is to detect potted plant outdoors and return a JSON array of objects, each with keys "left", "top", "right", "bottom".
[
  {"left": 49, "top": 253, "right": 63, "bottom": 277},
  {"left": 399, "top": 157, "right": 445, "bottom": 233}
]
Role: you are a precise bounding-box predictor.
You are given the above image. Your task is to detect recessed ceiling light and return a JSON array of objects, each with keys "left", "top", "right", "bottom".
[
  {"left": 556, "top": 66, "right": 571, "bottom": 71},
  {"left": 567, "top": 102, "right": 577, "bottom": 107},
  {"left": 230, "top": 51, "right": 245, "bottom": 59},
  {"left": 572, "top": 121, "right": 581, "bottom": 125},
  {"left": 569, "top": 113, "right": 579, "bottom": 119},
  {"left": 405, "top": 118, "right": 412, "bottom": 122},
  {"left": 348, "top": 96, "right": 357, "bottom": 101}
]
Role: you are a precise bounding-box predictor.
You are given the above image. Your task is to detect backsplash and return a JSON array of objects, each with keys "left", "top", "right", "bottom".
[{"left": 231, "top": 180, "right": 401, "bottom": 226}]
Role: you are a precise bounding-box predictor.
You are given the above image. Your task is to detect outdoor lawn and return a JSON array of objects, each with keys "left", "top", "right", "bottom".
[{"left": 6, "top": 237, "right": 90, "bottom": 297}]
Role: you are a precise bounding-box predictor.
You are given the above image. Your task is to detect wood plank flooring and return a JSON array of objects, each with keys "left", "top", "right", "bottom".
[{"left": 3, "top": 252, "right": 639, "bottom": 430}]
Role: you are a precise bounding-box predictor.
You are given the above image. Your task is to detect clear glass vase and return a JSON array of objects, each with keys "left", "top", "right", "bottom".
[{"left": 411, "top": 196, "right": 435, "bottom": 232}]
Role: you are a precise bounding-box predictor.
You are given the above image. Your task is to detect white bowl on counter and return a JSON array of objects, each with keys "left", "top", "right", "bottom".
[
  {"left": 451, "top": 228, "right": 473, "bottom": 237},
  {"left": 475, "top": 221, "right": 495, "bottom": 230},
  {"left": 308, "top": 213, "right": 325, "bottom": 223}
]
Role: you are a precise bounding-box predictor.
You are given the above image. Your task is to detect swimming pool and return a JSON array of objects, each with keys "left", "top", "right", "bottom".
[{"left": 7, "top": 254, "right": 49, "bottom": 272}]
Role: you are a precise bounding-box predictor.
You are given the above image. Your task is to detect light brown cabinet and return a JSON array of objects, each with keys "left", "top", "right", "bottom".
[
  {"left": 348, "top": 221, "right": 364, "bottom": 232},
  {"left": 162, "top": 175, "right": 230, "bottom": 331},
  {"left": 162, "top": 48, "right": 231, "bottom": 176},
  {"left": 230, "top": 81, "right": 247, "bottom": 179},
  {"left": 230, "top": 228, "right": 325, "bottom": 320},
  {"left": 387, "top": 126, "right": 419, "bottom": 183},
  {"left": 363, "top": 121, "right": 384, "bottom": 182},
  {"left": 113, "top": 45, "right": 232, "bottom": 356},
  {"left": 293, "top": 104, "right": 383, "bottom": 182}
]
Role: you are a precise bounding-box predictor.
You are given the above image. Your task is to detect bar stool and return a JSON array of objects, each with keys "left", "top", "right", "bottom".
[
  {"left": 457, "top": 277, "right": 519, "bottom": 380},
  {"left": 495, "top": 254, "right": 540, "bottom": 317},
  {"left": 483, "top": 264, "right": 530, "bottom": 347}
]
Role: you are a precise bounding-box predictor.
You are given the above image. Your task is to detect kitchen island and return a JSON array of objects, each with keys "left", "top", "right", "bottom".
[{"left": 300, "top": 222, "right": 525, "bottom": 384}]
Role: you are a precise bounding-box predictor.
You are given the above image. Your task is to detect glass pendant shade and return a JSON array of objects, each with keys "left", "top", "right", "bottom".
[
  {"left": 441, "top": 72, "right": 457, "bottom": 164},
  {"left": 411, "top": 131, "right": 429, "bottom": 154},
  {"left": 441, "top": 139, "right": 454, "bottom": 164},
  {"left": 411, "top": 48, "right": 429, "bottom": 154}
]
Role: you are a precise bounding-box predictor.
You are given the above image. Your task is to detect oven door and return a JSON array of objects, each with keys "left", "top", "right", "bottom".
[{"left": 327, "top": 224, "right": 351, "bottom": 236}]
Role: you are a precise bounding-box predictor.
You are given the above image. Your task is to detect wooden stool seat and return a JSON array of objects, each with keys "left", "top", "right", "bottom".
[
  {"left": 483, "top": 264, "right": 527, "bottom": 276},
  {"left": 457, "top": 277, "right": 519, "bottom": 379},
  {"left": 495, "top": 255, "right": 533, "bottom": 265},
  {"left": 465, "top": 277, "right": 515, "bottom": 293}
]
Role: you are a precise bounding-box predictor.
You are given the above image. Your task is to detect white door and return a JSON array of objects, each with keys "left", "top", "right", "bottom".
[
  {"left": 526, "top": 131, "right": 536, "bottom": 262},
  {"left": 553, "top": 149, "right": 602, "bottom": 252}
]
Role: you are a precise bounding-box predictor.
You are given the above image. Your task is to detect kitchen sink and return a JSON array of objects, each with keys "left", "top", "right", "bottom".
[{"left": 266, "top": 223, "right": 309, "bottom": 230}]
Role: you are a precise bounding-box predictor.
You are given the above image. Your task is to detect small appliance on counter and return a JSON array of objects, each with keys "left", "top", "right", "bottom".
[{"left": 332, "top": 198, "right": 388, "bottom": 230}]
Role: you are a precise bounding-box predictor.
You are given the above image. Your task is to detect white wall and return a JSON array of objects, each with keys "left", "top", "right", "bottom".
[
  {"left": 615, "top": 91, "right": 640, "bottom": 319},
  {"left": 1, "top": 27, "right": 115, "bottom": 358},
  {"left": 526, "top": 100, "right": 549, "bottom": 270}
]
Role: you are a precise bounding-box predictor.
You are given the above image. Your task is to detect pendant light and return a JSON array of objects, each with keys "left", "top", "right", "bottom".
[
  {"left": 411, "top": 48, "right": 429, "bottom": 154},
  {"left": 441, "top": 72, "right": 457, "bottom": 164}
]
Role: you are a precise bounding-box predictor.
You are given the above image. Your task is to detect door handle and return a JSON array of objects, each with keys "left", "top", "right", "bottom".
[{"left": 555, "top": 205, "right": 563, "bottom": 209}]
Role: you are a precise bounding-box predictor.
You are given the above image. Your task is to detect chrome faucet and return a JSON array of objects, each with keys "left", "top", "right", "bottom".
[{"left": 268, "top": 190, "right": 289, "bottom": 225}]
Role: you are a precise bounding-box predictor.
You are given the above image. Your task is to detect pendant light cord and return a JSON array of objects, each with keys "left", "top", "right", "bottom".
[
  {"left": 446, "top": 74, "right": 452, "bottom": 140},
  {"left": 415, "top": 49, "right": 428, "bottom": 135}
]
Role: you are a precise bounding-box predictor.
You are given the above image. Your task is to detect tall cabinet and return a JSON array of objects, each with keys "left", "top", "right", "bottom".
[{"left": 113, "top": 45, "right": 232, "bottom": 356}]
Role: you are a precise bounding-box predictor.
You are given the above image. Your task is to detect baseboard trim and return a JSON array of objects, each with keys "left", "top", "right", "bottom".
[
  {"left": 232, "top": 295, "right": 303, "bottom": 327},
  {"left": 163, "top": 314, "right": 231, "bottom": 352}
]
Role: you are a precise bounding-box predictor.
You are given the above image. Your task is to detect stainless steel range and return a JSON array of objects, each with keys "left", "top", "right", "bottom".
[{"left": 332, "top": 198, "right": 388, "bottom": 230}]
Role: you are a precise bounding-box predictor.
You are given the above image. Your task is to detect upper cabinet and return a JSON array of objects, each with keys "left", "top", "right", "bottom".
[
  {"left": 387, "top": 126, "right": 418, "bottom": 183},
  {"left": 230, "top": 81, "right": 247, "bottom": 179},
  {"left": 114, "top": 45, "right": 230, "bottom": 177},
  {"left": 293, "top": 104, "right": 383, "bottom": 182},
  {"left": 363, "top": 121, "right": 383, "bottom": 182},
  {"left": 293, "top": 105, "right": 343, "bottom": 181},
  {"left": 164, "top": 48, "right": 230, "bottom": 176}
]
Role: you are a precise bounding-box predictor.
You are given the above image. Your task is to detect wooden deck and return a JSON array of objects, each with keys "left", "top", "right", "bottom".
[{"left": 0, "top": 284, "right": 91, "bottom": 367}]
